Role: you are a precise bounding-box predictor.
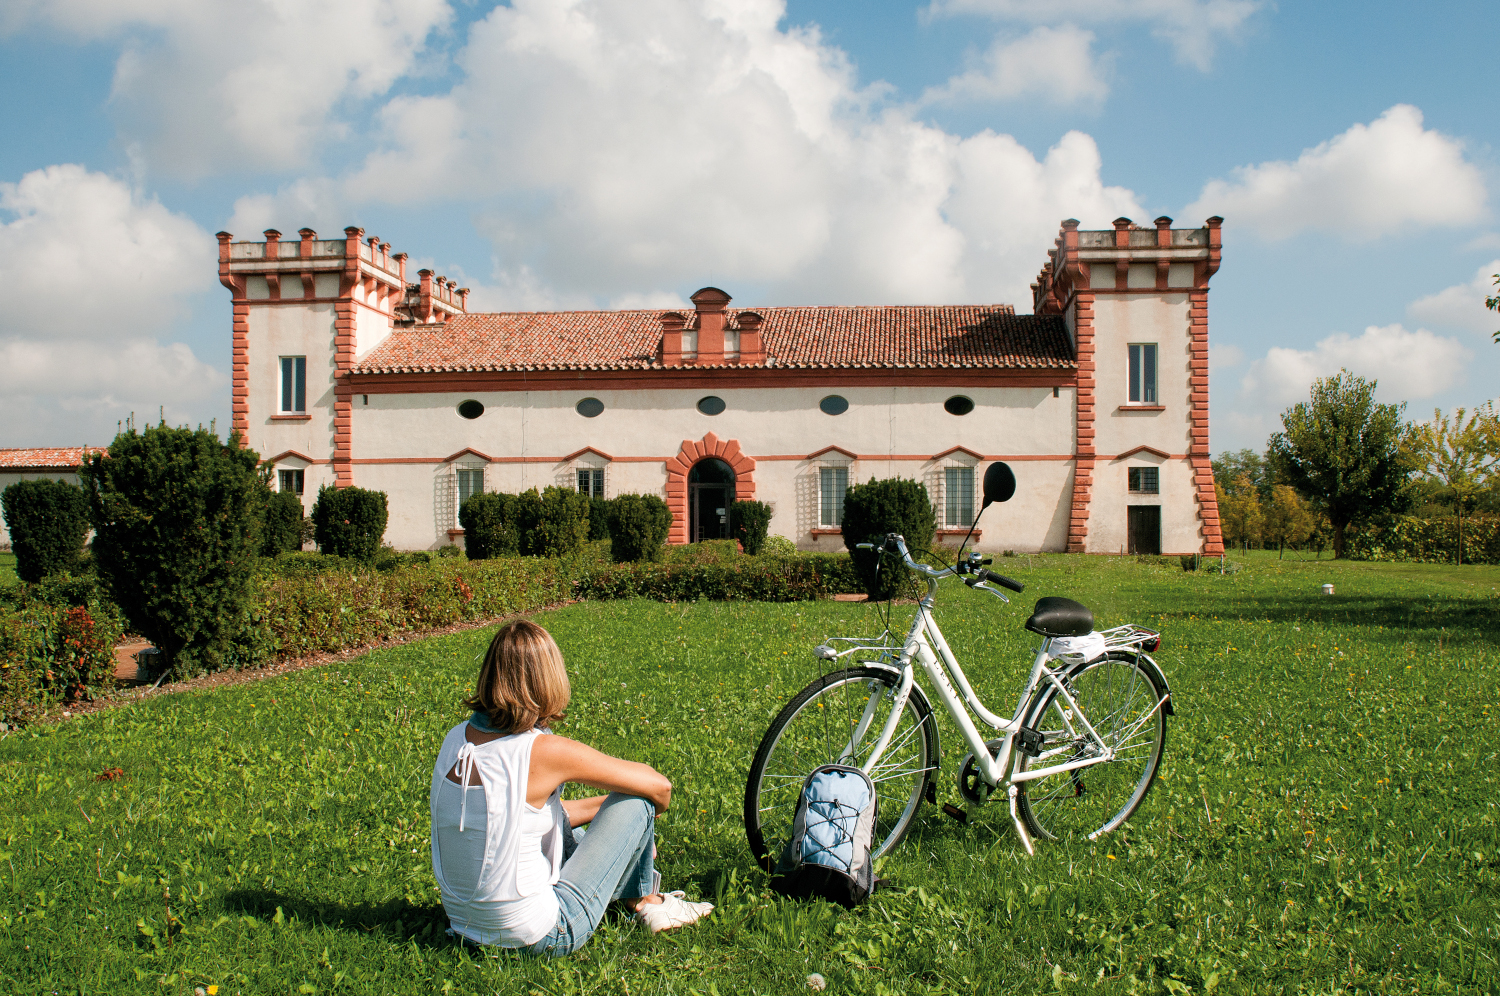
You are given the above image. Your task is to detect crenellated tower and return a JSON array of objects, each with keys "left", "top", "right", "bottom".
[
  {"left": 216, "top": 227, "right": 467, "bottom": 496},
  {"left": 1033, "top": 215, "right": 1224, "bottom": 556}
]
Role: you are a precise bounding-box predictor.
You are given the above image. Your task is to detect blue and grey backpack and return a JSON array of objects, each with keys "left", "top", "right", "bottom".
[{"left": 770, "top": 764, "right": 878, "bottom": 907}]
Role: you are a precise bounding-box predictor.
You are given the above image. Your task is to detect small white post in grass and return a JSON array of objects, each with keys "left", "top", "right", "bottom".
[{"left": 1321, "top": 584, "right": 1334, "bottom": 595}]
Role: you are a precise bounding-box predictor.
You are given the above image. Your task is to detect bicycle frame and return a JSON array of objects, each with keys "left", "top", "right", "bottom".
[{"left": 825, "top": 542, "right": 1168, "bottom": 855}]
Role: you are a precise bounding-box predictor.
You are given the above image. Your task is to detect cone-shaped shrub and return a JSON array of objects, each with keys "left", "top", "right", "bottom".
[
  {"left": 730, "top": 499, "right": 773, "bottom": 555},
  {"left": 261, "top": 489, "right": 306, "bottom": 556},
  {"left": 80, "top": 421, "right": 268, "bottom": 675}
]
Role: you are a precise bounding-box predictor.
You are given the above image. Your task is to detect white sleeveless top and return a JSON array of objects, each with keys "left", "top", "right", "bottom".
[{"left": 429, "top": 723, "right": 565, "bottom": 946}]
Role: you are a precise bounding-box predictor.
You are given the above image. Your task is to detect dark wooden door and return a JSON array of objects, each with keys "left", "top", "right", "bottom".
[{"left": 1127, "top": 505, "right": 1161, "bottom": 555}]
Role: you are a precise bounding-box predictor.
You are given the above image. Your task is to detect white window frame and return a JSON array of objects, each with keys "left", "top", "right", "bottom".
[
  {"left": 819, "top": 466, "right": 848, "bottom": 527},
  {"left": 944, "top": 466, "right": 975, "bottom": 528},
  {"left": 577, "top": 467, "right": 605, "bottom": 499},
  {"left": 279, "top": 355, "right": 307, "bottom": 414},
  {"left": 277, "top": 469, "right": 304, "bottom": 495},
  {"left": 1127, "top": 343, "right": 1158, "bottom": 405},
  {"left": 455, "top": 465, "right": 485, "bottom": 525}
]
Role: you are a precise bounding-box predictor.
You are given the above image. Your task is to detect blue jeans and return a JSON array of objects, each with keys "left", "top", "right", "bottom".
[{"left": 523, "top": 793, "right": 657, "bottom": 958}]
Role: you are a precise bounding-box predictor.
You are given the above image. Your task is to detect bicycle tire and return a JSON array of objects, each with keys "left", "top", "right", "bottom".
[
  {"left": 744, "top": 667, "right": 938, "bottom": 872},
  {"left": 1015, "top": 650, "right": 1167, "bottom": 842}
]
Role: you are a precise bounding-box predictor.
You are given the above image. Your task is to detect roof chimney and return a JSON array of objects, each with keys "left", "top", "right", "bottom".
[
  {"left": 690, "top": 287, "right": 731, "bottom": 364},
  {"left": 661, "top": 311, "right": 688, "bottom": 366},
  {"left": 737, "top": 311, "right": 764, "bottom": 364}
]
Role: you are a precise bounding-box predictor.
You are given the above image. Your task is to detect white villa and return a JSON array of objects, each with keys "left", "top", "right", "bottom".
[{"left": 212, "top": 218, "right": 1226, "bottom": 556}]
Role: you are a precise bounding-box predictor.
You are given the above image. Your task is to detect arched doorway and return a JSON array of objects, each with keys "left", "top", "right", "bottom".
[{"left": 689, "top": 458, "right": 736, "bottom": 541}]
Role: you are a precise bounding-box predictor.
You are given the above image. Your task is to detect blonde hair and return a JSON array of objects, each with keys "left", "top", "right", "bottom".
[{"left": 463, "top": 620, "right": 571, "bottom": 734}]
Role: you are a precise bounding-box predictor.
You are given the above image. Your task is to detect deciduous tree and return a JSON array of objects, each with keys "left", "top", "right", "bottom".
[
  {"left": 1262, "top": 484, "right": 1316, "bottom": 558},
  {"left": 1406, "top": 403, "right": 1500, "bottom": 564},
  {"left": 1267, "top": 370, "right": 1414, "bottom": 558},
  {"left": 1215, "top": 474, "right": 1264, "bottom": 552}
]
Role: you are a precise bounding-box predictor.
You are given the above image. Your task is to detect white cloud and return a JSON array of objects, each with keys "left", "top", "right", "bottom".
[
  {"left": 0, "top": 164, "right": 223, "bottom": 444},
  {"left": 2, "top": 0, "right": 452, "bottom": 179},
  {"left": 1408, "top": 260, "right": 1500, "bottom": 335},
  {"left": 920, "top": 25, "right": 1108, "bottom": 106},
  {"left": 923, "top": 0, "right": 1263, "bottom": 70},
  {"left": 241, "top": 0, "right": 1143, "bottom": 309},
  {"left": 1186, "top": 105, "right": 1487, "bottom": 240},
  {"left": 1240, "top": 323, "right": 1471, "bottom": 411}
]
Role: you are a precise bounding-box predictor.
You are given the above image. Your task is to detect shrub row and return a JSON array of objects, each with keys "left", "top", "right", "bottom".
[
  {"left": 459, "top": 487, "right": 593, "bottom": 560},
  {"left": 573, "top": 554, "right": 863, "bottom": 602},
  {"left": 1346, "top": 515, "right": 1500, "bottom": 564},
  {"left": 0, "top": 574, "right": 125, "bottom": 725}
]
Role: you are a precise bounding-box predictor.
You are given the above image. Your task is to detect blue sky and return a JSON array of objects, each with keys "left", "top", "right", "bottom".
[{"left": 1, "top": 0, "right": 1495, "bottom": 451}]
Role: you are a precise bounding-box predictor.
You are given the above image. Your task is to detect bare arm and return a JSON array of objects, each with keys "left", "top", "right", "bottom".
[
  {"left": 561, "top": 795, "right": 608, "bottom": 827},
  {"left": 529, "top": 735, "right": 672, "bottom": 814}
]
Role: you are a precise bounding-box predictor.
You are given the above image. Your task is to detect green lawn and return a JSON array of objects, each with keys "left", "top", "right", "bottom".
[
  {"left": 0, "top": 551, "right": 17, "bottom": 587},
  {"left": 3, "top": 555, "right": 1498, "bottom": 994}
]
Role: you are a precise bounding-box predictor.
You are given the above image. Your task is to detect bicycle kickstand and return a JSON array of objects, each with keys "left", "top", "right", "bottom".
[{"left": 1008, "top": 785, "right": 1035, "bottom": 856}]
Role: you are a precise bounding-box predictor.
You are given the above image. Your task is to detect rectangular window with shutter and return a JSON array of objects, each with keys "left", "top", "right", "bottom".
[
  {"left": 1128, "top": 343, "right": 1158, "bottom": 404},
  {"left": 1128, "top": 467, "right": 1159, "bottom": 494},
  {"left": 456, "top": 468, "right": 484, "bottom": 518},
  {"left": 820, "top": 467, "right": 847, "bottom": 527},
  {"left": 279, "top": 356, "right": 306, "bottom": 413},
  {"left": 277, "top": 469, "right": 304, "bottom": 495}
]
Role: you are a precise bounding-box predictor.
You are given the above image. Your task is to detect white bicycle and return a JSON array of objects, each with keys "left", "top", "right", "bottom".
[{"left": 743, "top": 462, "right": 1174, "bottom": 866}]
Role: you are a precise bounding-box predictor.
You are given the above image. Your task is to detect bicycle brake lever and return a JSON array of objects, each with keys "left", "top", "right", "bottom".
[
  {"left": 966, "top": 579, "right": 1010, "bottom": 604},
  {"left": 855, "top": 543, "right": 875, "bottom": 549}
]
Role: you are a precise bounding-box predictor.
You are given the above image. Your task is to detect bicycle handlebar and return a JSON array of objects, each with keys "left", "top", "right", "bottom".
[{"left": 869, "top": 533, "right": 1026, "bottom": 600}]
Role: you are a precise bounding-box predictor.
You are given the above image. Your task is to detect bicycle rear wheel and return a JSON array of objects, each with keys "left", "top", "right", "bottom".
[
  {"left": 744, "top": 667, "right": 937, "bottom": 872},
  {"left": 1016, "top": 651, "right": 1167, "bottom": 842}
]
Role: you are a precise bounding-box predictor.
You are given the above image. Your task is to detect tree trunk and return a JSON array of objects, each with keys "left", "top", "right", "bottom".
[
  {"left": 1333, "top": 521, "right": 1347, "bottom": 559},
  {"left": 1458, "top": 510, "right": 1464, "bottom": 567}
]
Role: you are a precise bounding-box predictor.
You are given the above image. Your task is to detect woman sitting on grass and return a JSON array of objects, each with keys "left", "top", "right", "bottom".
[{"left": 430, "top": 619, "right": 712, "bottom": 955}]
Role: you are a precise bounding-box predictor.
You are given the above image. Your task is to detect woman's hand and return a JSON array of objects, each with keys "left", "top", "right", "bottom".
[
  {"left": 530, "top": 736, "right": 672, "bottom": 815},
  {"left": 560, "top": 795, "right": 608, "bottom": 827}
]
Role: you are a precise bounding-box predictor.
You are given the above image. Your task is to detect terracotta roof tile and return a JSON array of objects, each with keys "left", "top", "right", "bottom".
[
  {"left": 0, "top": 446, "right": 101, "bottom": 470},
  {"left": 356, "top": 305, "right": 1073, "bottom": 373}
]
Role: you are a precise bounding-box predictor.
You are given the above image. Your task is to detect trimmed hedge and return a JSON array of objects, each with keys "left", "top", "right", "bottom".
[
  {"left": 1, "top": 478, "right": 91, "bottom": 583},
  {"left": 608, "top": 494, "right": 673, "bottom": 563},
  {"left": 261, "top": 489, "right": 305, "bottom": 557},
  {"left": 587, "top": 496, "right": 612, "bottom": 542},
  {"left": 1347, "top": 515, "right": 1500, "bottom": 564},
  {"left": 841, "top": 477, "right": 936, "bottom": 601},
  {"left": 311, "top": 486, "right": 389, "bottom": 561},
  {"left": 459, "top": 492, "right": 521, "bottom": 559},
  {"left": 258, "top": 557, "right": 576, "bottom": 658},
  {"left": 730, "top": 499, "right": 773, "bottom": 555},
  {"left": 459, "top": 488, "right": 592, "bottom": 559},
  {"left": 574, "top": 554, "right": 862, "bottom": 602}
]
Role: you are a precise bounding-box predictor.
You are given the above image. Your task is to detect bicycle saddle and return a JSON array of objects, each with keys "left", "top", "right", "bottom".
[{"left": 1024, "top": 596, "right": 1094, "bottom": 638}]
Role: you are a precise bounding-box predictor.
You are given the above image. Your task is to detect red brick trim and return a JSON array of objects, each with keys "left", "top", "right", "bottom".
[
  {"left": 1113, "top": 444, "right": 1172, "bottom": 460},
  {"left": 331, "top": 226, "right": 363, "bottom": 487},
  {"left": 441, "top": 447, "right": 495, "bottom": 464},
  {"left": 265, "top": 449, "right": 320, "bottom": 465},
  {"left": 663, "top": 432, "right": 756, "bottom": 545},
  {"left": 810, "top": 527, "right": 843, "bottom": 536},
  {"left": 270, "top": 414, "right": 312, "bottom": 421},
  {"left": 1068, "top": 288, "right": 1096, "bottom": 553},
  {"left": 562, "top": 446, "right": 614, "bottom": 462},
  {"left": 1188, "top": 284, "right": 1223, "bottom": 554},
  {"left": 931, "top": 445, "right": 984, "bottom": 460},
  {"left": 1116, "top": 405, "right": 1165, "bottom": 412}
]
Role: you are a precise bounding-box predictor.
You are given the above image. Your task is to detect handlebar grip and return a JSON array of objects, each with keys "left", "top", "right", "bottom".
[{"left": 982, "top": 570, "right": 1025, "bottom": 593}]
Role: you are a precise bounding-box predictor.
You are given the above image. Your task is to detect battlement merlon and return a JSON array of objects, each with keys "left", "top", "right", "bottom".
[
  {"left": 213, "top": 227, "right": 469, "bottom": 318},
  {"left": 1032, "top": 216, "right": 1223, "bottom": 316}
]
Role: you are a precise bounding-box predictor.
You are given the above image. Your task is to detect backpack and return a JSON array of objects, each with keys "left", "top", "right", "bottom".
[{"left": 769, "top": 764, "right": 878, "bottom": 907}]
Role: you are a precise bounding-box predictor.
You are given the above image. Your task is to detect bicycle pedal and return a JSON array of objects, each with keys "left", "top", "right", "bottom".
[
  {"left": 941, "top": 803, "right": 968, "bottom": 825},
  {"left": 1017, "top": 726, "right": 1046, "bottom": 758}
]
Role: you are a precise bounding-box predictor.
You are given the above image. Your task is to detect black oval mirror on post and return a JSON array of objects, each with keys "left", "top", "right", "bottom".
[{"left": 982, "top": 462, "right": 1016, "bottom": 507}]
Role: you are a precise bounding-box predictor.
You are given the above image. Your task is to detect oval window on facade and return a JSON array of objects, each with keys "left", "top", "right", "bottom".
[
  {"left": 457, "top": 399, "right": 485, "bottom": 420},
  {"left": 576, "top": 397, "right": 605, "bottom": 418},
  {"left": 819, "top": 395, "right": 849, "bottom": 416},
  {"left": 944, "top": 395, "right": 975, "bottom": 416},
  {"left": 696, "top": 395, "right": 726, "bottom": 416}
]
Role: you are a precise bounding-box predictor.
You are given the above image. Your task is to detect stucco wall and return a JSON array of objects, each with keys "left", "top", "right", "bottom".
[
  {"left": 349, "top": 385, "right": 1082, "bottom": 551},
  {"left": 245, "top": 302, "right": 339, "bottom": 463},
  {"left": 1086, "top": 294, "right": 1201, "bottom": 553}
]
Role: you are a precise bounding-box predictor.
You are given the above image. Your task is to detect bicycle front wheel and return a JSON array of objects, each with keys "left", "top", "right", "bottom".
[
  {"left": 1016, "top": 651, "right": 1167, "bottom": 842},
  {"left": 744, "top": 667, "right": 937, "bottom": 872}
]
